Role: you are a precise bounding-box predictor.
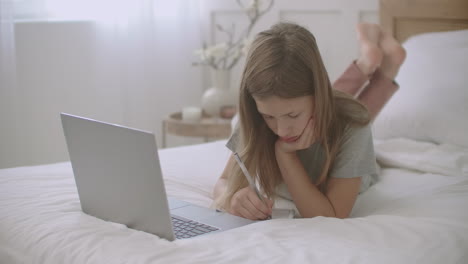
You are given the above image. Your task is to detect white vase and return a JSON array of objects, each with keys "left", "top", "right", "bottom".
[{"left": 201, "top": 69, "right": 237, "bottom": 118}]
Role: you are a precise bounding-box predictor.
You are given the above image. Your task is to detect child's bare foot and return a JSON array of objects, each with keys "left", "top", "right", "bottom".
[
  {"left": 380, "top": 31, "right": 406, "bottom": 80},
  {"left": 355, "top": 23, "right": 383, "bottom": 77}
]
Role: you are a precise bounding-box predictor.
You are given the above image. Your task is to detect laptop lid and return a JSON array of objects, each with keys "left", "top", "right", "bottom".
[{"left": 61, "top": 113, "right": 175, "bottom": 240}]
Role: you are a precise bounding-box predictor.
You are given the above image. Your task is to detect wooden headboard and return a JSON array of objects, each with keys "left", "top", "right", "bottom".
[{"left": 380, "top": 0, "right": 468, "bottom": 42}]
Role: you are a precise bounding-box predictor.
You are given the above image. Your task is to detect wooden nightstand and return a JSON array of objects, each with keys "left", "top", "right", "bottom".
[{"left": 162, "top": 112, "right": 232, "bottom": 148}]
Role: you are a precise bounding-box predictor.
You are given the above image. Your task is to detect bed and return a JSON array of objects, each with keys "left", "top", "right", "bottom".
[{"left": 1, "top": 0, "right": 468, "bottom": 263}]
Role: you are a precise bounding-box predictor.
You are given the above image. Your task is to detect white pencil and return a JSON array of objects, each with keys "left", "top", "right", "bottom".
[{"left": 232, "top": 152, "right": 267, "bottom": 204}]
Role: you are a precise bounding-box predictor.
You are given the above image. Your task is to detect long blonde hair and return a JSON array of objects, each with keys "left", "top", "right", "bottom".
[{"left": 216, "top": 22, "right": 370, "bottom": 210}]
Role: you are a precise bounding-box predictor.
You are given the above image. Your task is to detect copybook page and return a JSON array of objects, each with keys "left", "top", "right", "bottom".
[{"left": 271, "top": 209, "right": 295, "bottom": 219}]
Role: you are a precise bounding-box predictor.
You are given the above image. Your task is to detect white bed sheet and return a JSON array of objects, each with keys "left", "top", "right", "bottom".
[{"left": 1, "top": 139, "right": 468, "bottom": 264}]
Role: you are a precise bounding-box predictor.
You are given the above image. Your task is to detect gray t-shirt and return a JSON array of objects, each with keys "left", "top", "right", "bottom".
[{"left": 226, "top": 123, "right": 379, "bottom": 200}]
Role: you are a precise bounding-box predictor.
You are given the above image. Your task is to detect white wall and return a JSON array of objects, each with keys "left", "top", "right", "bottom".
[
  {"left": 200, "top": 0, "right": 379, "bottom": 84},
  {"left": 0, "top": 0, "right": 378, "bottom": 169},
  {"left": 1, "top": 20, "right": 204, "bottom": 169}
]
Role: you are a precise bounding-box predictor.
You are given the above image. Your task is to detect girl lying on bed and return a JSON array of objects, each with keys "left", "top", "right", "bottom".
[{"left": 213, "top": 22, "right": 406, "bottom": 220}]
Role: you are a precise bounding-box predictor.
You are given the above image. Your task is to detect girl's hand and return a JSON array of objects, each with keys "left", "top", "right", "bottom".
[
  {"left": 275, "top": 117, "right": 316, "bottom": 154},
  {"left": 228, "top": 186, "right": 273, "bottom": 220}
]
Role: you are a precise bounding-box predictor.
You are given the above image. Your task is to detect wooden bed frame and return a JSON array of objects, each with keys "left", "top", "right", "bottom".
[{"left": 380, "top": 0, "right": 468, "bottom": 42}]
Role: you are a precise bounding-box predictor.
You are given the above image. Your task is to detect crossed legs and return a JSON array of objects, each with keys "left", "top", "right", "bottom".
[{"left": 333, "top": 23, "right": 406, "bottom": 121}]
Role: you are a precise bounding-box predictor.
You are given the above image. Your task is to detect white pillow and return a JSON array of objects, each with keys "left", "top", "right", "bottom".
[{"left": 373, "top": 29, "right": 468, "bottom": 148}]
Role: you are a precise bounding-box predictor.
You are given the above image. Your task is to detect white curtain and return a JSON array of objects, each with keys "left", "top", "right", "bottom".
[
  {"left": 91, "top": 0, "right": 204, "bottom": 129},
  {"left": 0, "top": 0, "right": 203, "bottom": 168},
  {"left": 0, "top": 0, "right": 20, "bottom": 168},
  {"left": 0, "top": 0, "right": 16, "bottom": 89}
]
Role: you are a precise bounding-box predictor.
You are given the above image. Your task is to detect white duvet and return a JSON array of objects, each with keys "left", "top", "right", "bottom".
[{"left": 1, "top": 138, "right": 467, "bottom": 264}]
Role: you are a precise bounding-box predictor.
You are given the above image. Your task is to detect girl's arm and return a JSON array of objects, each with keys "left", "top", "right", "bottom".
[
  {"left": 213, "top": 156, "right": 235, "bottom": 200},
  {"left": 275, "top": 150, "right": 361, "bottom": 218},
  {"left": 275, "top": 118, "right": 361, "bottom": 218}
]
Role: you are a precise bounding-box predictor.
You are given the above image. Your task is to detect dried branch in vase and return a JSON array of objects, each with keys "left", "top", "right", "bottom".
[{"left": 193, "top": 0, "right": 274, "bottom": 70}]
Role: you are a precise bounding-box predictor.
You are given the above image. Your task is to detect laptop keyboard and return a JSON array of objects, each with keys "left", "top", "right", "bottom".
[{"left": 171, "top": 215, "right": 219, "bottom": 239}]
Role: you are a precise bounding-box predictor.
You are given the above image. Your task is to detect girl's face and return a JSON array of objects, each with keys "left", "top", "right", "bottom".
[{"left": 254, "top": 95, "right": 315, "bottom": 143}]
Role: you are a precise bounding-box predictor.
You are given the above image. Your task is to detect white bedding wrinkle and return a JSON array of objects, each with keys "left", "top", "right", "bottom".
[
  {"left": 1, "top": 140, "right": 468, "bottom": 263},
  {"left": 375, "top": 138, "right": 468, "bottom": 177}
]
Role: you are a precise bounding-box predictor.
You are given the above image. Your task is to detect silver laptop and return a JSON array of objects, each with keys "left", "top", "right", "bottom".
[{"left": 60, "top": 113, "right": 254, "bottom": 241}]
